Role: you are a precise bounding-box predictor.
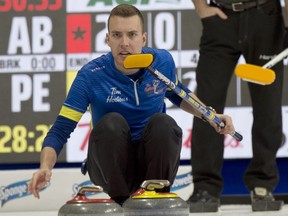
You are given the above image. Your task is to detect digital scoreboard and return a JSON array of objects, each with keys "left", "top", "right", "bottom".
[{"left": 1, "top": 0, "right": 288, "bottom": 164}]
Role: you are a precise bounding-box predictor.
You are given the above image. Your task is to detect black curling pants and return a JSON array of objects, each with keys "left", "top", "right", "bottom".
[
  {"left": 87, "top": 112, "right": 183, "bottom": 199},
  {"left": 191, "top": 0, "right": 284, "bottom": 198}
]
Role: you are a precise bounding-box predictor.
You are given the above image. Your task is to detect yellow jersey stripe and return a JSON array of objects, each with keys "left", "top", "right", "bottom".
[{"left": 59, "top": 106, "right": 83, "bottom": 122}]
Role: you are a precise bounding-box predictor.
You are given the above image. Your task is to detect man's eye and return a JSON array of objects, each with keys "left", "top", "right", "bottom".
[
  {"left": 113, "top": 33, "right": 121, "bottom": 38},
  {"left": 129, "top": 33, "right": 137, "bottom": 38}
]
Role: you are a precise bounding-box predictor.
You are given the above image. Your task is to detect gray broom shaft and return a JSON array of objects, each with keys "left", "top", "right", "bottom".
[{"left": 148, "top": 66, "right": 243, "bottom": 142}]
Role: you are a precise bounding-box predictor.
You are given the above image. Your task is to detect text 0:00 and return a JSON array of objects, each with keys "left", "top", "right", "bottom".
[{"left": 31, "top": 57, "right": 56, "bottom": 70}]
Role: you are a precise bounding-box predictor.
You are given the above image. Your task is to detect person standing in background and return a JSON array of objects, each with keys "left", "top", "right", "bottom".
[{"left": 188, "top": 0, "right": 287, "bottom": 212}]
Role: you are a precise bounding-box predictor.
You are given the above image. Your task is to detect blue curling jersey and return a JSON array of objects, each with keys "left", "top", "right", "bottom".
[{"left": 43, "top": 47, "right": 184, "bottom": 155}]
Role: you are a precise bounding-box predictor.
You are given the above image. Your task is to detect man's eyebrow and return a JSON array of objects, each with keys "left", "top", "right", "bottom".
[{"left": 110, "top": 30, "right": 139, "bottom": 34}]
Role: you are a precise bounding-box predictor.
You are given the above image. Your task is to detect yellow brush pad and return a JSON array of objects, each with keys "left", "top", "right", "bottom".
[
  {"left": 235, "top": 64, "right": 276, "bottom": 85},
  {"left": 124, "top": 54, "right": 154, "bottom": 69}
]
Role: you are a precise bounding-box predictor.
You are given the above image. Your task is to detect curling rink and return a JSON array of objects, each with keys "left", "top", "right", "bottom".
[
  {"left": 1, "top": 167, "right": 288, "bottom": 216},
  {"left": 1, "top": 205, "right": 288, "bottom": 216}
]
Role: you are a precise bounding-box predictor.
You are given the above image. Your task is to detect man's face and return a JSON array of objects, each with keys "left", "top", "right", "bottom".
[{"left": 106, "top": 15, "right": 147, "bottom": 74}]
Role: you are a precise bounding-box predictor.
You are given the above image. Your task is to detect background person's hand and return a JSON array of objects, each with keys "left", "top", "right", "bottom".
[{"left": 195, "top": 4, "right": 228, "bottom": 20}]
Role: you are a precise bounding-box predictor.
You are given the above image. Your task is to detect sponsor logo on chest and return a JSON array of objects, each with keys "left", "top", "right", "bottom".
[{"left": 106, "top": 87, "right": 128, "bottom": 103}]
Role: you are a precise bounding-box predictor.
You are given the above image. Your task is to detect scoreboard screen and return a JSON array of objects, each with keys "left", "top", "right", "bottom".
[{"left": 1, "top": 0, "right": 288, "bottom": 164}]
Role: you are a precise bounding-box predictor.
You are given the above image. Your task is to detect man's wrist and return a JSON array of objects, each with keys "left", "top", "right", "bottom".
[{"left": 201, "top": 106, "right": 216, "bottom": 122}]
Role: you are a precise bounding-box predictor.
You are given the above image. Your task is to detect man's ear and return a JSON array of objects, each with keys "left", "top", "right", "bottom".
[
  {"left": 142, "top": 32, "right": 147, "bottom": 47},
  {"left": 106, "top": 33, "right": 110, "bottom": 47}
]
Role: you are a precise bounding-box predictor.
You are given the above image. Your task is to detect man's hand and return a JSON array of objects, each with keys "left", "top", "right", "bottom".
[
  {"left": 209, "top": 114, "right": 235, "bottom": 135},
  {"left": 27, "top": 169, "right": 52, "bottom": 199}
]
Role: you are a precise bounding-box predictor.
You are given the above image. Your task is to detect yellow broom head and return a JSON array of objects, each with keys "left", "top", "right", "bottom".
[
  {"left": 235, "top": 64, "right": 276, "bottom": 85},
  {"left": 124, "top": 54, "right": 154, "bottom": 69}
]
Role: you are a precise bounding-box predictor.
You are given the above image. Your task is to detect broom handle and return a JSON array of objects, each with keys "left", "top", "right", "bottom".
[
  {"left": 148, "top": 66, "right": 243, "bottom": 142},
  {"left": 263, "top": 48, "right": 288, "bottom": 69}
]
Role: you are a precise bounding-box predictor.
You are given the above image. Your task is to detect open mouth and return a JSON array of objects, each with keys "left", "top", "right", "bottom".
[{"left": 119, "top": 51, "right": 131, "bottom": 56}]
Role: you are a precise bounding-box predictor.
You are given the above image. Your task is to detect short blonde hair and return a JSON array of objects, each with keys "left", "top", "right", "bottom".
[{"left": 108, "top": 4, "right": 144, "bottom": 32}]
